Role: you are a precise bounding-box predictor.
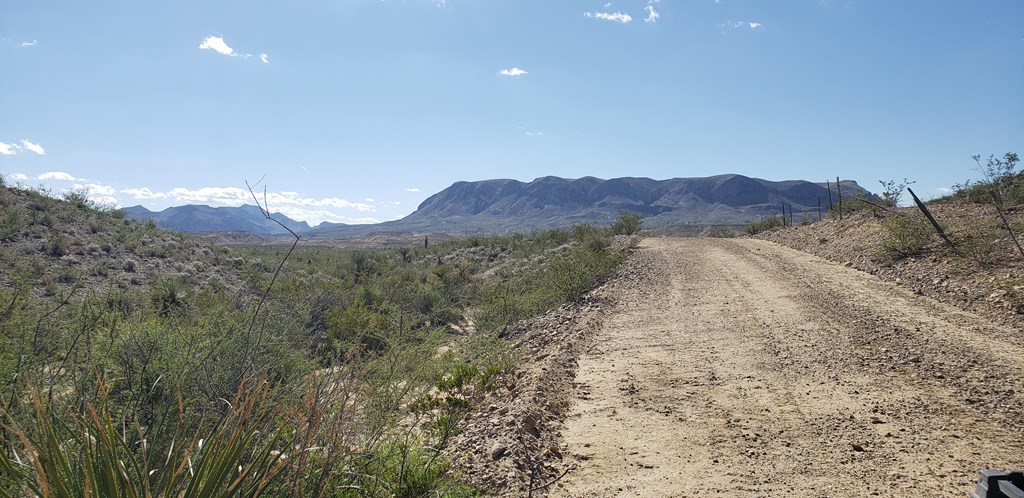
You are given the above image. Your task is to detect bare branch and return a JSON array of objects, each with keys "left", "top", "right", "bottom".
[{"left": 240, "top": 179, "right": 301, "bottom": 381}]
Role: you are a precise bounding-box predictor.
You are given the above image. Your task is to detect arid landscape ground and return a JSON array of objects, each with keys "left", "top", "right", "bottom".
[{"left": 454, "top": 234, "right": 1023, "bottom": 497}]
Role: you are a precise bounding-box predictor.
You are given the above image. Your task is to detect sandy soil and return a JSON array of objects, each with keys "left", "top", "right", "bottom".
[{"left": 552, "top": 237, "right": 1023, "bottom": 497}]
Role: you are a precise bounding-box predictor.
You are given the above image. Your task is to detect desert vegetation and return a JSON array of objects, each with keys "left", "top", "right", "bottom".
[{"left": 0, "top": 178, "right": 637, "bottom": 496}]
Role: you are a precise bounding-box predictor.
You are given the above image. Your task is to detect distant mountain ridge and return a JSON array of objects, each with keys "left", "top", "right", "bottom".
[
  {"left": 125, "top": 174, "right": 875, "bottom": 238},
  {"left": 123, "top": 204, "right": 311, "bottom": 235},
  {"left": 312, "top": 174, "right": 874, "bottom": 238}
]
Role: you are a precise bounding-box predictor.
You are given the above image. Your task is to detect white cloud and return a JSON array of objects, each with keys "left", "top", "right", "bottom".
[
  {"left": 499, "top": 67, "right": 528, "bottom": 77},
  {"left": 364, "top": 198, "right": 376, "bottom": 202},
  {"left": 644, "top": 0, "right": 660, "bottom": 23},
  {"left": 66, "top": 183, "right": 120, "bottom": 207},
  {"left": 585, "top": 11, "right": 633, "bottom": 23},
  {"left": 0, "top": 141, "right": 17, "bottom": 155},
  {"left": 123, "top": 186, "right": 376, "bottom": 213},
  {"left": 20, "top": 139, "right": 45, "bottom": 155},
  {"left": 199, "top": 35, "right": 235, "bottom": 56},
  {"left": 21, "top": 40, "right": 37, "bottom": 47},
  {"left": 199, "top": 35, "right": 269, "bottom": 63},
  {"left": 274, "top": 206, "right": 380, "bottom": 226},
  {"left": 517, "top": 126, "right": 543, "bottom": 137},
  {"left": 405, "top": 187, "right": 420, "bottom": 192},
  {"left": 37, "top": 171, "right": 81, "bottom": 181},
  {"left": 9, "top": 173, "right": 29, "bottom": 181},
  {"left": 121, "top": 187, "right": 168, "bottom": 199},
  {"left": 722, "top": 20, "right": 762, "bottom": 29},
  {"left": 72, "top": 183, "right": 117, "bottom": 196},
  {"left": 936, "top": 187, "right": 952, "bottom": 194}
]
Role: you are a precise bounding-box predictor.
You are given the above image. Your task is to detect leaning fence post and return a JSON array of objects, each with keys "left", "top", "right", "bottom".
[
  {"left": 907, "top": 187, "right": 954, "bottom": 248},
  {"left": 826, "top": 180, "right": 835, "bottom": 213},
  {"left": 836, "top": 177, "right": 843, "bottom": 220}
]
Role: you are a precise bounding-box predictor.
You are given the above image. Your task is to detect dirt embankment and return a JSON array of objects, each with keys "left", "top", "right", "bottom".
[
  {"left": 456, "top": 237, "right": 1023, "bottom": 497},
  {"left": 757, "top": 206, "right": 1024, "bottom": 330}
]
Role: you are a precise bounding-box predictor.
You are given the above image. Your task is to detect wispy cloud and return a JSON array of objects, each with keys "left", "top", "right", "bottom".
[
  {"left": 20, "top": 139, "right": 45, "bottom": 155},
  {"left": 405, "top": 187, "right": 420, "bottom": 192},
  {"left": 21, "top": 40, "right": 37, "bottom": 47},
  {"left": 585, "top": 11, "right": 633, "bottom": 23},
  {"left": 517, "top": 126, "right": 543, "bottom": 137},
  {"left": 644, "top": 0, "right": 660, "bottom": 23},
  {"left": 9, "top": 173, "right": 29, "bottom": 181},
  {"left": 199, "top": 35, "right": 269, "bottom": 63},
  {"left": 721, "top": 20, "right": 762, "bottom": 29},
  {"left": 499, "top": 67, "right": 528, "bottom": 77},
  {"left": 37, "top": 171, "right": 84, "bottom": 181},
  {"left": 121, "top": 187, "right": 167, "bottom": 199},
  {"left": 0, "top": 139, "right": 46, "bottom": 156}
]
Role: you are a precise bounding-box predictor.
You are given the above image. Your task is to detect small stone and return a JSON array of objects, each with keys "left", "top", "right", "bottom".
[{"left": 490, "top": 442, "right": 508, "bottom": 460}]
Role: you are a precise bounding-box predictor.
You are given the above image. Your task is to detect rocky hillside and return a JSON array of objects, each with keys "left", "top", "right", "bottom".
[{"left": 0, "top": 185, "right": 245, "bottom": 298}]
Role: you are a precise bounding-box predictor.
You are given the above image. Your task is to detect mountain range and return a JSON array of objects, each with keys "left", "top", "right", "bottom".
[
  {"left": 125, "top": 174, "right": 873, "bottom": 237},
  {"left": 122, "top": 204, "right": 311, "bottom": 235}
]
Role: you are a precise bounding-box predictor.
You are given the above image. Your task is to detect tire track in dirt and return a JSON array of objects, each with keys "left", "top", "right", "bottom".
[{"left": 553, "top": 237, "right": 1023, "bottom": 497}]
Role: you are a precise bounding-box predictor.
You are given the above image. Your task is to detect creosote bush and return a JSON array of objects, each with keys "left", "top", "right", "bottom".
[
  {"left": 744, "top": 216, "right": 783, "bottom": 235},
  {"left": 880, "top": 214, "right": 933, "bottom": 260}
]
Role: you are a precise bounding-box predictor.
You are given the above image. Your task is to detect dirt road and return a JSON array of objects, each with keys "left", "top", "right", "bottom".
[{"left": 553, "top": 238, "right": 1024, "bottom": 497}]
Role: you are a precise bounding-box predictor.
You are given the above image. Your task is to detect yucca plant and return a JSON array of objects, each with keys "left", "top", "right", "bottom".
[{"left": 0, "top": 379, "right": 289, "bottom": 498}]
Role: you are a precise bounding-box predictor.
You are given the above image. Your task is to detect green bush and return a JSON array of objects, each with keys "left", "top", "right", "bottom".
[
  {"left": 547, "top": 247, "right": 619, "bottom": 303},
  {"left": 610, "top": 212, "right": 643, "bottom": 235},
  {"left": 880, "top": 214, "right": 933, "bottom": 260},
  {"left": 744, "top": 216, "right": 783, "bottom": 235}
]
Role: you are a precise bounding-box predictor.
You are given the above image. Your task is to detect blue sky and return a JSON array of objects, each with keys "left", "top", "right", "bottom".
[{"left": 2, "top": 0, "right": 1021, "bottom": 224}]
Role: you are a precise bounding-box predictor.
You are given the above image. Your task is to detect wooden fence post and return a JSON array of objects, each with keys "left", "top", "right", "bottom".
[
  {"left": 836, "top": 177, "right": 843, "bottom": 220},
  {"left": 907, "top": 187, "right": 953, "bottom": 248}
]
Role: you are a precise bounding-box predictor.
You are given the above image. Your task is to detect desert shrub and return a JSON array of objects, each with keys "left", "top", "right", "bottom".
[
  {"left": 570, "top": 223, "right": 600, "bottom": 243},
  {"left": 547, "top": 247, "right": 620, "bottom": 303},
  {"left": 62, "top": 188, "right": 93, "bottom": 209},
  {"left": 347, "top": 439, "right": 476, "bottom": 498},
  {"left": 943, "top": 153, "right": 1023, "bottom": 206},
  {"left": 473, "top": 279, "right": 553, "bottom": 333},
  {"left": 744, "top": 216, "right": 783, "bottom": 235},
  {"left": 880, "top": 214, "right": 933, "bottom": 260},
  {"left": 44, "top": 230, "right": 68, "bottom": 257},
  {"left": 610, "top": 212, "right": 644, "bottom": 235},
  {"left": 878, "top": 178, "right": 916, "bottom": 207},
  {"left": 0, "top": 207, "right": 23, "bottom": 242}
]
